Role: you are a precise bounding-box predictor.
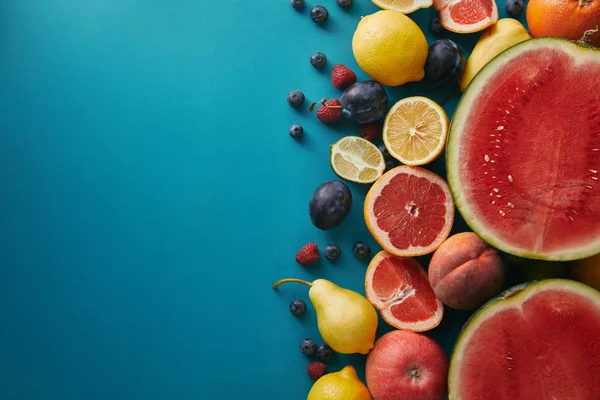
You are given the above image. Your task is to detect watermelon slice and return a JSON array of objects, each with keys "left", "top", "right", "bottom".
[
  {"left": 447, "top": 38, "right": 600, "bottom": 261},
  {"left": 449, "top": 279, "right": 600, "bottom": 400}
]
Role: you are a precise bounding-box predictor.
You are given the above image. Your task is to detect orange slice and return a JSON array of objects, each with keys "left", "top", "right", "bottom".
[
  {"left": 433, "top": 0, "right": 498, "bottom": 34},
  {"left": 371, "top": 0, "right": 433, "bottom": 14},
  {"left": 364, "top": 166, "right": 454, "bottom": 256}
]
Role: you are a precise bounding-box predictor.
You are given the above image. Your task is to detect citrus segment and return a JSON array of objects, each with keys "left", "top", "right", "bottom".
[
  {"left": 366, "top": 251, "right": 443, "bottom": 331},
  {"left": 330, "top": 136, "right": 385, "bottom": 184},
  {"left": 371, "top": 0, "right": 433, "bottom": 14},
  {"left": 383, "top": 97, "right": 448, "bottom": 166},
  {"left": 365, "top": 166, "right": 454, "bottom": 256},
  {"left": 433, "top": 0, "right": 498, "bottom": 34}
]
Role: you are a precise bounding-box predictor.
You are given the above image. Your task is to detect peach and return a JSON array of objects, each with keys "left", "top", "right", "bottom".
[
  {"left": 428, "top": 232, "right": 504, "bottom": 310},
  {"left": 365, "top": 330, "right": 448, "bottom": 400}
]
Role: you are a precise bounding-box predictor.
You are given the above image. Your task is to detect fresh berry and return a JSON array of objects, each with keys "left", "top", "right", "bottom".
[
  {"left": 359, "top": 122, "right": 381, "bottom": 142},
  {"left": 336, "top": 0, "right": 353, "bottom": 8},
  {"left": 289, "top": 124, "right": 303, "bottom": 139},
  {"left": 296, "top": 242, "right": 320, "bottom": 265},
  {"left": 324, "top": 244, "right": 341, "bottom": 261},
  {"left": 331, "top": 64, "right": 357, "bottom": 90},
  {"left": 310, "top": 52, "right": 327, "bottom": 69},
  {"left": 316, "top": 344, "right": 334, "bottom": 361},
  {"left": 340, "top": 81, "right": 388, "bottom": 124},
  {"left": 290, "top": 299, "right": 307, "bottom": 316},
  {"left": 315, "top": 99, "right": 342, "bottom": 124},
  {"left": 378, "top": 144, "right": 392, "bottom": 161},
  {"left": 307, "top": 362, "right": 328, "bottom": 381},
  {"left": 353, "top": 241, "right": 371, "bottom": 259},
  {"left": 290, "top": 0, "right": 305, "bottom": 10},
  {"left": 310, "top": 6, "right": 329, "bottom": 24},
  {"left": 309, "top": 180, "right": 352, "bottom": 230},
  {"left": 385, "top": 159, "right": 399, "bottom": 171},
  {"left": 429, "top": 17, "right": 445, "bottom": 35},
  {"left": 505, "top": 0, "right": 524, "bottom": 16},
  {"left": 424, "top": 39, "right": 466, "bottom": 88},
  {"left": 300, "top": 338, "right": 317, "bottom": 355},
  {"left": 287, "top": 90, "right": 305, "bottom": 108}
]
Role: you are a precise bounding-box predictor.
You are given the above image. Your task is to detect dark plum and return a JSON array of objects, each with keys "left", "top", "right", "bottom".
[
  {"left": 309, "top": 181, "right": 352, "bottom": 230},
  {"left": 340, "top": 81, "right": 388, "bottom": 124},
  {"left": 424, "top": 39, "right": 466, "bottom": 88}
]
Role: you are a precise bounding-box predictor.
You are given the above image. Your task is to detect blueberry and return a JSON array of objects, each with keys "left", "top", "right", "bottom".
[
  {"left": 310, "top": 52, "right": 327, "bottom": 69},
  {"left": 310, "top": 6, "right": 328, "bottom": 24},
  {"left": 309, "top": 181, "right": 352, "bottom": 230},
  {"left": 505, "top": 0, "right": 524, "bottom": 16},
  {"left": 340, "top": 81, "right": 388, "bottom": 124},
  {"left": 290, "top": 0, "right": 305, "bottom": 10},
  {"left": 316, "top": 344, "right": 333, "bottom": 361},
  {"left": 290, "top": 299, "right": 307, "bottom": 316},
  {"left": 385, "top": 159, "right": 398, "bottom": 171},
  {"left": 287, "top": 90, "right": 305, "bottom": 108},
  {"left": 336, "top": 0, "right": 353, "bottom": 8},
  {"left": 289, "top": 124, "right": 303, "bottom": 139},
  {"left": 378, "top": 144, "right": 392, "bottom": 161},
  {"left": 429, "top": 17, "right": 445, "bottom": 35},
  {"left": 353, "top": 242, "right": 370, "bottom": 259},
  {"left": 301, "top": 338, "right": 317, "bottom": 356},
  {"left": 424, "top": 39, "right": 466, "bottom": 88},
  {"left": 324, "top": 244, "right": 341, "bottom": 261}
]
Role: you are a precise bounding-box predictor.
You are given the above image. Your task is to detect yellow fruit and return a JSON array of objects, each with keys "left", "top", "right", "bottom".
[
  {"left": 382, "top": 96, "right": 449, "bottom": 166},
  {"left": 307, "top": 366, "right": 372, "bottom": 400},
  {"left": 459, "top": 18, "right": 531, "bottom": 92},
  {"left": 352, "top": 10, "right": 428, "bottom": 86},
  {"left": 371, "top": 0, "right": 432, "bottom": 14},
  {"left": 330, "top": 136, "right": 386, "bottom": 184},
  {"left": 569, "top": 254, "right": 600, "bottom": 290}
]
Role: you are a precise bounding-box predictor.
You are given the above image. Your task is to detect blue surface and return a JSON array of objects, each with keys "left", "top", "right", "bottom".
[{"left": 0, "top": 1, "right": 525, "bottom": 399}]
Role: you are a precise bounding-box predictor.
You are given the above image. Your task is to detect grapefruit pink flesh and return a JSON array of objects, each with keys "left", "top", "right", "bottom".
[
  {"left": 448, "top": 39, "right": 600, "bottom": 260},
  {"left": 433, "top": 0, "right": 498, "bottom": 33}
]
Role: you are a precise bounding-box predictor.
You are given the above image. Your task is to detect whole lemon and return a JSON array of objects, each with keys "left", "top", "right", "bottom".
[
  {"left": 352, "top": 10, "right": 428, "bottom": 87},
  {"left": 307, "top": 366, "right": 371, "bottom": 400}
]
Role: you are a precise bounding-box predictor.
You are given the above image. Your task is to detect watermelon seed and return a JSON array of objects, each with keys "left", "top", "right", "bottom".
[
  {"left": 497, "top": 126, "right": 504, "bottom": 131},
  {"left": 492, "top": 201, "right": 496, "bottom": 205},
  {"left": 586, "top": 185, "right": 593, "bottom": 189},
  {"left": 505, "top": 356, "right": 513, "bottom": 360},
  {"left": 484, "top": 155, "right": 490, "bottom": 162},
  {"left": 592, "top": 148, "right": 599, "bottom": 151},
  {"left": 592, "top": 177, "right": 598, "bottom": 180},
  {"left": 589, "top": 169, "right": 597, "bottom": 173},
  {"left": 508, "top": 175, "right": 513, "bottom": 182},
  {"left": 493, "top": 188, "right": 499, "bottom": 192},
  {"left": 507, "top": 202, "right": 514, "bottom": 208},
  {"left": 568, "top": 216, "right": 574, "bottom": 221},
  {"left": 499, "top": 210, "right": 506, "bottom": 216}
]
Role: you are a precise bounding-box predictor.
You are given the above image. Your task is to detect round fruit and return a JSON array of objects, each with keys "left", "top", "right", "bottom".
[
  {"left": 428, "top": 232, "right": 505, "bottom": 310},
  {"left": 366, "top": 330, "right": 448, "bottom": 400},
  {"left": 340, "top": 81, "right": 388, "bottom": 124},
  {"left": 527, "top": 0, "right": 600, "bottom": 47},
  {"left": 505, "top": 0, "right": 524, "bottom": 16},
  {"left": 352, "top": 242, "right": 370, "bottom": 259},
  {"left": 316, "top": 344, "right": 333, "bottom": 361},
  {"left": 352, "top": 10, "right": 428, "bottom": 86},
  {"left": 290, "top": 299, "right": 307, "bottom": 316},
  {"left": 287, "top": 90, "right": 305, "bottom": 108},
  {"left": 365, "top": 166, "right": 454, "bottom": 257},
  {"left": 449, "top": 280, "right": 600, "bottom": 399},
  {"left": 336, "top": 0, "right": 353, "bottom": 8},
  {"left": 569, "top": 254, "right": 600, "bottom": 290},
  {"left": 307, "top": 366, "right": 371, "bottom": 400},
  {"left": 371, "top": 0, "right": 433, "bottom": 14},
  {"left": 366, "top": 251, "right": 443, "bottom": 331},
  {"left": 309, "top": 181, "right": 352, "bottom": 230},
  {"left": 424, "top": 39, "right": 466, "bottom": 87},
  {"left": 433, "top": 0, "right": 498, "bottom": 34},
  {"left": 310, "top": 52, "right": 327, "bottom": 69},
  {"left": 324, "top": 244, "right": 341, "bottom": 261},
  {"left": 310, "top": 6, "right": 329, "bottom": 24},
  {"left": 429, "top": 16, "right": 445, "bottom": 35},
  {"left": 289, "top": 124, "right": 303, "bottom": 139},
  {"left": 307, "top": 362, "right": 328, "bottom": 381},
  {"left": 383, "top": 96, "right": 449, "bottom": 166},
  {"left": 301, "top": 338, "right": 317, "bottom": 356},
  {"left": 447, "top": 38, "right": 600, "bottom": 261},
  {"left": 330, "top": 136, "right": 386, "bottom": 184},
  {"left": 291, "top": 0, "right": 305, "bottom": 10}
]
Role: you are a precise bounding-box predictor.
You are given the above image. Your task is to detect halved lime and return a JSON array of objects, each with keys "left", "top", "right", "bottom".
[{"left": 330, "top": 136, "right": 386, "bottom": 184}]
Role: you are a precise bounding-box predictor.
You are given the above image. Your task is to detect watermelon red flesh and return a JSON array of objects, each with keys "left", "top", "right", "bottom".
[
  {"left": 453, "top": 286, "right": 600, "bottom": 399},
  {"left": 452, "top": 40, "right": 600, "bottom": 259}
]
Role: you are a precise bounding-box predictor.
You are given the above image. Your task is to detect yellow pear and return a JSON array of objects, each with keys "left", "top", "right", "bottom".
[
  {"left": 307, "top": 366, "right": 372, "bottom": 400},
  {"left": 459, "top": 19, "right": 531, "bottom": 92},
  {"left": 273, "top": 278, "right": 378, "bottom": 354}
]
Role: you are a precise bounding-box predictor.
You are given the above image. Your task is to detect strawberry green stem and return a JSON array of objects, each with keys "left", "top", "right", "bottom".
[{"left": 272, "top": 278, "right": 312, "bottom": 290}]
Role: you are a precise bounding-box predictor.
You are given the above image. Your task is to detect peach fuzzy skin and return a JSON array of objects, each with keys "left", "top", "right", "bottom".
[{"left": 427, "top": 232, "right": 505, "bottom": 310}]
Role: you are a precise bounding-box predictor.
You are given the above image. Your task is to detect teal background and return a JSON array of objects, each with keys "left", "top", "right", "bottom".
[{"left": 0, "top": 1, "right": 524, "bottom": 399}]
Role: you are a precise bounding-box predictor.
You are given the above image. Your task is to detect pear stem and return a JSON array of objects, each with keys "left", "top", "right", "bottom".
[{"left": 272, "top": 278, "right": 313, "bottom": 290}]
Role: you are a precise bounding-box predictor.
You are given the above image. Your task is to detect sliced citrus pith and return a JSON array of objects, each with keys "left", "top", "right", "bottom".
[
  {"left": 330, "top": 136, "right": 386, "bottom": 184},
  {"left": 433, "top": 0, "right": 498, "bottom": 34},
  {"left": 383, "top": 96, "right": 448, "bottom": 166},
  {"left": 364, "top": 166, "right": 454, "bottom": 256},
  {"left": 366, "top": 251, "right": 443, "bottom": 331},
  {"left": 371, "top": 0, "right": 433, "bottom": 14}
]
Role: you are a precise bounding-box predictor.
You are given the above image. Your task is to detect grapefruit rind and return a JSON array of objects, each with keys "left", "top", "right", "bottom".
[
  {"left": 448, "top": 279, "right": 600, "bottom": 399},
  {"left": 446, "top": 38, "right": 600, "bottom": 261}
]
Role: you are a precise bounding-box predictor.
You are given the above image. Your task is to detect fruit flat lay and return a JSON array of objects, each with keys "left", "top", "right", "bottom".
[{"left": 1, "top": 2, "right": 600, "bottom": 400}]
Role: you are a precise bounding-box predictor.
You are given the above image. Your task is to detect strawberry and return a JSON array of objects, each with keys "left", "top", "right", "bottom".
[
  {"left": 315, "top": 99, "right": 342, "bottom": 124},
  {"left": 307, "top": 362, "right": 327, "bottom": 381},
  {"left": 296, "top": 242, "right": 320, "bottom": 265},
  {"left": 331, "top": 64, "right": 357, "bottom": 90},
  {"left": 359, "top": 122, "right": 381, "bottom": 142}
]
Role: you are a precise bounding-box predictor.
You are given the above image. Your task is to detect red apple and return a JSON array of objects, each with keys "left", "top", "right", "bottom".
[{"left": 365, "top": 330, "right": 448, "bottom": 400}]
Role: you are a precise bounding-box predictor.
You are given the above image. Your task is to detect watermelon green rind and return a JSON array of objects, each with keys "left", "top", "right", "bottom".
[
  {"left": 448, "top": 279, "right": 600, "bottom": 400},
  {"left": 446, "top": 38, "right": 600, "bottom": 261}
]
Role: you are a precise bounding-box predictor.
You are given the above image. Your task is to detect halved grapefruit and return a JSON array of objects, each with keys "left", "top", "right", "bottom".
[
  {"left": 449, "top": 279, "right": 600, "bottom": 399},
  {"left": 365, "top": 251, "right": 443, "bottom": 332},
  {"left": 433, "top": 0, "right": 498, "bottom": 34},
  {"left": 372, "top": 0, "right": 432, "bottom": 14},
  {"left": 447, "top": 38, "right": 600, "bottom": 261},
  {"left": 364, "top": 166, "right": 454, "bottom": 257}
]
